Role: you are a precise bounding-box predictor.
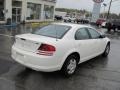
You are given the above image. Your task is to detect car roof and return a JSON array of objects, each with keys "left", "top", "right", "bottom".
[{"left": 53, "top": 23, "right": 91, "bottom": 29}]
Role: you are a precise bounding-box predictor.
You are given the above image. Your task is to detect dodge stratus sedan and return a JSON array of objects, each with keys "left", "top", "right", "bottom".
[{"left": 12, "top": 23, "right": 110, "bottom": 76}]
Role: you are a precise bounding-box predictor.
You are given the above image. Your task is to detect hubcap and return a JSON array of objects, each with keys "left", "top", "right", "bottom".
[{"left": 67, "top": 59, "right": 77, "bottom": 74}]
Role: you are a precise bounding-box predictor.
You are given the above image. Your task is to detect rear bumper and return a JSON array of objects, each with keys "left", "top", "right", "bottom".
[{"left": 11, "top": 46, "right": 62, "bottom": 72}]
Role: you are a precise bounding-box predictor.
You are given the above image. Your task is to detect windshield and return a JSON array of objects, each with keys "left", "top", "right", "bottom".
[{"left": 32, "top": 24, "right": 71, "bottom": 39}]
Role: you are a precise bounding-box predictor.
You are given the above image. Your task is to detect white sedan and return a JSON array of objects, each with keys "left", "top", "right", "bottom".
[{"left": 12, "top": 23, "right": 110, "bottom": 76}]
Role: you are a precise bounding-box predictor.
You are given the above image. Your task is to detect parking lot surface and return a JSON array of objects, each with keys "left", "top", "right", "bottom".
[{"left": 0, "top": 25, "right": 120, "bottom": 90}]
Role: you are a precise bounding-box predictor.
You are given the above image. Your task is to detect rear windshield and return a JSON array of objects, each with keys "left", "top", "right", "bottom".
[{"left": 32, "top": 24, "right": 71, "bottom": 39}]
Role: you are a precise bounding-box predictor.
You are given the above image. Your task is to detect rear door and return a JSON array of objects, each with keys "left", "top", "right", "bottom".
[{"left": 75, "top": 28, "right": 95, "bottom": 62}]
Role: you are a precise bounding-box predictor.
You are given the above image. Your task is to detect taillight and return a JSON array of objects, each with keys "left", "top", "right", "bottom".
[{"left": 37, "top": 44, "right": 56, "bottom": 56}]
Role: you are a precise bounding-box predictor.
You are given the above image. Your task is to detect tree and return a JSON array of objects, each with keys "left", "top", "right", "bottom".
[
  {"left": 100, "top": 12, "right": 120, "bottom": 19},
  {"left": 56, "top": 8, "right": 88, "bottom": 13}
]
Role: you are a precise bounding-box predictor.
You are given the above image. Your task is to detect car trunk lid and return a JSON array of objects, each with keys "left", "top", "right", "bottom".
[{"left": 15, "top": 34, "right": 57, "bottom": 53}]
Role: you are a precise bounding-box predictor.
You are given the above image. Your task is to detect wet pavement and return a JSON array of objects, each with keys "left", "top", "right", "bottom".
[{"left": 0, "top": 24, "right": 120, "bottom": 90}]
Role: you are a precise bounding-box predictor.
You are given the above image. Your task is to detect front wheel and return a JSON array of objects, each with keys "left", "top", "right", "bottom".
[
  {"left": 102, "top": 43, "right": 110, "bottom": 57},
  {"left": 61, "top": 55, "right": 78, "bottom": 77}
]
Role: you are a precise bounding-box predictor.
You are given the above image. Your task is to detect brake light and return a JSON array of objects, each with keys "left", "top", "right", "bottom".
[{"left": 37, "top": 44, "right": 56, "bottom": 56}]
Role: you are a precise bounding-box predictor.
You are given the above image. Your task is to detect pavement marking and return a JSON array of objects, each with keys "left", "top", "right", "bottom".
[{"left": 0, "top": 34, "right": 14, "bottom": 38}]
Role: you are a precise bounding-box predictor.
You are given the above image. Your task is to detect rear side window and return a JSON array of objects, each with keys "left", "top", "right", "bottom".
[
  {"left": 75, "top": 28, "right": 90, "bottom": 40},
  {"left": 32, "top": 24, "right": 71, "bottom": 39},
  {"left": 87, "top": 28, "right": 100, "bottom": 39}
]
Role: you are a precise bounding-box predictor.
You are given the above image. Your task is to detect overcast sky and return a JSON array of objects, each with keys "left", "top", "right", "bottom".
[{"left": 56, "top": 0, "right": 120, "bottom": 14}]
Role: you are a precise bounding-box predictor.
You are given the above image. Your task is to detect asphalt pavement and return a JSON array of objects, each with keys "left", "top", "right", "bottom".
[{"left": 0, "top": 24, "right": 120, "bottom": 90}]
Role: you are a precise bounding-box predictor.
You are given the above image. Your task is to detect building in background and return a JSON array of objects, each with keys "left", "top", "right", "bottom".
[{"left": 0, "top": 0, "right": 56, "bottom": 24}]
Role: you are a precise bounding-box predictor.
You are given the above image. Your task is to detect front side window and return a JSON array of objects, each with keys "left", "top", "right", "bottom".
[
  {"left": 32, "top": 24, "right": 71, "bottom": 39},
  {"left": 87, "top": 28, "right": 100, "bottom": 39},
  {"left": 75, "top": 28, "right": 90, "bottom": 40}
]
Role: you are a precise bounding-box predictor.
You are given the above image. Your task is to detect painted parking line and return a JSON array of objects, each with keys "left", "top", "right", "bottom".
[{"left": 0, "top": 34, "right": 14, "bottom": 38}]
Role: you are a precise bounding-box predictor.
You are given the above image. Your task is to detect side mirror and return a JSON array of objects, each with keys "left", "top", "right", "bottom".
[{"left": 99, "top": 34, "right": 106, "bottom": 38}]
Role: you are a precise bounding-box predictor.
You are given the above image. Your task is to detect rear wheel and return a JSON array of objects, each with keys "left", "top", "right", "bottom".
[
  {"left": 61, "top": 55, "right": 78, "bottom": 77},
  {"left": 102, "top": 43, "right": 110, "bottom": 57}
]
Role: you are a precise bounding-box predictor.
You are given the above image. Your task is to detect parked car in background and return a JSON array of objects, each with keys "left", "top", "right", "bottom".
[
  {"left": 76, "top": 18, "right": 89, "bottom": 24},
  {"left": 12, "top": 23, "right": 110, "bottom": 76},
  {"left": 63, "top": 16, "right": 76, "bottom": 22},
  {"left": 63, "top": 16, "right": 71, "bottom": 22},
  {"left": 105, "top": 20, "right": 120, "bottom": 31},
  {"left": 111, "top": 20, "right": 120, "bottom": 30},
  {"left": 96, "top": 19, "right": 106, "bottom": 26},
  {"left": 83, "top": 19, "right": 90, "bottom": 24},
  {"left": 54, "top": 15, "right": 63, "bottom": 21},
  {"left": 70, "top": 17, "right": 76, "bottom": 22}
]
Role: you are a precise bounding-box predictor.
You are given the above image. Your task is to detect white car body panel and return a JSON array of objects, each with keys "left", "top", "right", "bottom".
[{"left": 11, "top": 23, "right": 110, "bottom": 72}]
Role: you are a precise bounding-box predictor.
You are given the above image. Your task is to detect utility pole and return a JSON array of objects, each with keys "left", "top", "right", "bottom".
[
  {"left": 103, "top": 3, "right": 107, "bottom": 19},
  {"left": 107, "top": 0, "right": 113, "bottom": 20}
]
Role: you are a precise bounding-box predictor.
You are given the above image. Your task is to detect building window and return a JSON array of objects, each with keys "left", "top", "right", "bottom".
[
  {"left": 0, "top": 1, "right": 4, "bottom": 21},
  {"left": 44, "top": 5, "right": 54, "bottom": 19},
  {"left": 27, "top": 3, "right": 41, "bottom": 20},
  {"left": 12, "top": 1, "right": 22, "bottom": 7}
]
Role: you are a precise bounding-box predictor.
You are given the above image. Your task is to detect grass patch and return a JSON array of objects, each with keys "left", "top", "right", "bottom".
[{"left": 31, "top": 21, "right": 53, "bottom": 28}]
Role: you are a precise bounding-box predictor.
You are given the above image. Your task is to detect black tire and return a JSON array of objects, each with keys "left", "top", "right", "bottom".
[
  {"left": 102, "top": 43, "right": 110, "bottom": 57},
  {"left": 68, "top": 19, "right": 71, "bottom": 22},
  {"left": 64, "top": 20, "right": 66, "bottom": 22},
  {"left": 25, "top": 67, "right": 33, "bottom": 71},
  {"left": 61, "top": 55, "right": 78, "bottom": 77}
]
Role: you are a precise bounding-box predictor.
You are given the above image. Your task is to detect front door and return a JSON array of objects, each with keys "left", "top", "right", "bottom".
[{"left": 12, "top": 7, "right": 21, "bottom": 23}]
